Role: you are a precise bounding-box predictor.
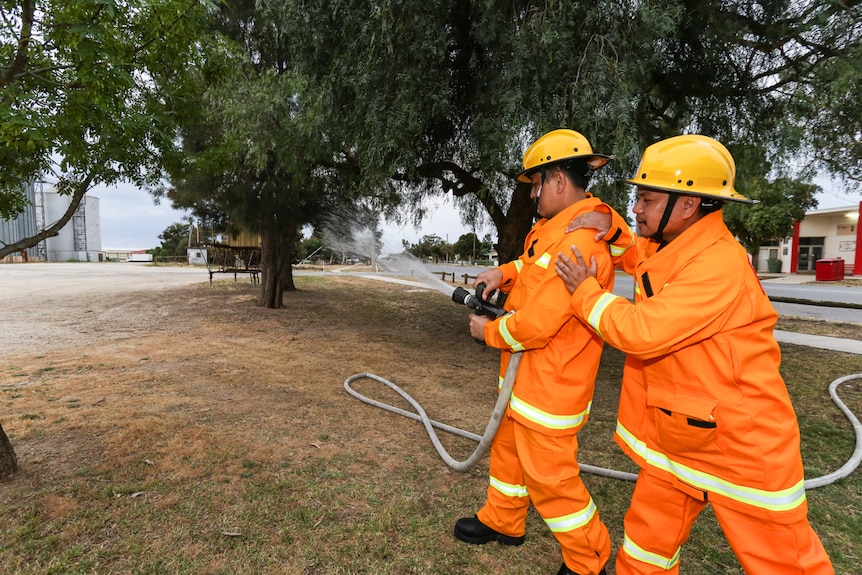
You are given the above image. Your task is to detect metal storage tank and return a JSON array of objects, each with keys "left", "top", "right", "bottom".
[
  {"left": 1, "top": 183, "right": 103, "bottom": 263},
  {"left": 43, "top": 189, "right": 102, "bottom": 262},
  {"left": 0, "top": 181, "right": 40, "bottom": 261}
]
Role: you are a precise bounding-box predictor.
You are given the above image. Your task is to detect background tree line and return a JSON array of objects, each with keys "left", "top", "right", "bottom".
[{"left": 1, "top": 0, "right": 860, "bottom": 308}]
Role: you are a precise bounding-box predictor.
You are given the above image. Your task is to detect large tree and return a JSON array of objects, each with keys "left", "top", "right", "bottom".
[
  {"left": 159, "top": 1, "right": 372, "bottom": 308},
  {"left": 0, "top": 0, "right": 212, "bottom": 259},
  {"left": 802, "top": 40, "right": 862, "bottom": 185},
  {"left": 264, "top": 0, "right": 860, "bottom": 262}
]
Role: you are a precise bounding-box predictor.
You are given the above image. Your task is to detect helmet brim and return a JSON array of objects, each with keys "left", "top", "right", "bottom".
[
  {"left": 517, "top": 154, "right": 612, "bottom": 183},
  {"left": 623, "top": 179, "right": 757, "bottom": 204}
]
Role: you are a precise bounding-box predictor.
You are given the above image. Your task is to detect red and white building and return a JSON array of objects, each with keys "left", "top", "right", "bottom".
[{"left": 767, "top": 202, "right": 860, "bottom": 277}]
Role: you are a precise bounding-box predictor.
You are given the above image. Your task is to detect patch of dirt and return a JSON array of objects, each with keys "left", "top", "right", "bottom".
[
  {"left": 1, "top": 264, "right": 859, "bottom": 574},
  {"left": 0, "top": 265, "right": 502, "bottom": 505}
]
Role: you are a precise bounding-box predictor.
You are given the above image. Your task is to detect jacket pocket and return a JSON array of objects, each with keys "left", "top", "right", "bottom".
[{"left": 647, "top": 385, "right": 720, "bottom": 459}]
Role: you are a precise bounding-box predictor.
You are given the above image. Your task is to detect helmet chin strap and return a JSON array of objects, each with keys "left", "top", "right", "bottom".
[
  {"left": 650, "top": 193, "right": 679, "bottom": 249},
  {"left": 537, "top": 167, "right": 548, "bottom": 200}
]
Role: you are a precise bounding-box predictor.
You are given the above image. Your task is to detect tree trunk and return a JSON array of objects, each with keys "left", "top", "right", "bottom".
[
  {"left": 259, "top": 224, "right": 285, "bottom": 308},
  {"left": 0, "top": 423, "right": 18, "bottom": 478},
  {"left": 495, "top": 184, "right": 534, "bottom": 264},
  {"left": 258, "top": 197, "right": 300, "bottom": 308}
]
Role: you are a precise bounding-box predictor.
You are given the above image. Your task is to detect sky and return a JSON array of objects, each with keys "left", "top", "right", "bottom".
[
  {"left": 93, "top": 181, "right": 477, "bottom": 255},
  {"left": 93, "top": 178, "right": 861, "bottom": 254}
]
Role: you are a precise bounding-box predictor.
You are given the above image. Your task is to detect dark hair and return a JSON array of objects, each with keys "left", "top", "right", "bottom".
[
  {"left": 697, "top": 197, "right": 724, "bottom": 215},
  {"left": 542, "top": 159, "right": 592, "bottom": 190}
]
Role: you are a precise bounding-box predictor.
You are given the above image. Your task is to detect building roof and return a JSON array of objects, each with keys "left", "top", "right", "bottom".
[{"left": 807, "top": 204, "right": 858, "bottom": 216}]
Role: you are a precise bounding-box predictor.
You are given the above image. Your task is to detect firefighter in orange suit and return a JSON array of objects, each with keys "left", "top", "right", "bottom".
[
  {"left": 554, "top": 134, "right": 834, "bottom": 574},
  {"left": 453, "top": 129, "right": 633, "bottom": 575}
]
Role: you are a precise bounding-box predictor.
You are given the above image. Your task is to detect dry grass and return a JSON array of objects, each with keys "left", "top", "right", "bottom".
[
  {"left": 777, "top": 317, "right": 862, "bottom": 340},
  {"left": 0, "top": 275, "right": 860, "bottom": 574}
]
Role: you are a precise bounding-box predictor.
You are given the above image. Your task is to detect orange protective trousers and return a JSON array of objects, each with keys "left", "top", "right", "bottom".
[
  {"left": 616, "top": 472, "right": 834, "bottom": 575},
  {"left": 477, "top": 412, "right": 611, "bottom": 575}
]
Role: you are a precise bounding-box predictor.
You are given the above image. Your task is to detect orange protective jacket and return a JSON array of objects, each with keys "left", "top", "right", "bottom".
[
  {"left": 572, "top": 210, "right": 808, "bottom": 522},
  {"left": 484, "top": 196, "right": 626, "bottom": 437}
]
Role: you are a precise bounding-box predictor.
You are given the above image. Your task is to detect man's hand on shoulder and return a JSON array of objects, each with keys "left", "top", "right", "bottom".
[
  {"left": 565, "top": 211, "right": 612, "bottom": 241},
  {"left": 555, "top": 246, "right": 597, "bottom": 295}
]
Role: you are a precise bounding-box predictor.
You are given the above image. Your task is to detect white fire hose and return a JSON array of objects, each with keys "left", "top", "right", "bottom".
[{"left": 344, "top": 365, "right": 862, "bottom": 489}]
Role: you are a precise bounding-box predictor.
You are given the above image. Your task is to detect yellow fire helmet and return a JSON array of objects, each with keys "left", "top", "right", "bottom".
[
  {"left": 626, "top": 134, "right": 755, "bottom": 204},
  {"left": 517, "top": 129, "right": 611, "bottom": 183}
]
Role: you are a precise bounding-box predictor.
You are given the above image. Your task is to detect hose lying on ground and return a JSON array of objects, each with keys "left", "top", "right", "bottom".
[
  {"left": 344, "top": 354, "right": 520, "bottom": 473},
  {"left": 344, "top": 371, "right": 862, "bottom": 489}
]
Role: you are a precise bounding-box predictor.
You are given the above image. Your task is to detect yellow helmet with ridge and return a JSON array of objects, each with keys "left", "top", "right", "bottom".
[
  {"left": 517, "top": 129, "right": 611, "bottom": 183},
  {"left": 626, "top": 134, "right": 755, "bottom": 204}
]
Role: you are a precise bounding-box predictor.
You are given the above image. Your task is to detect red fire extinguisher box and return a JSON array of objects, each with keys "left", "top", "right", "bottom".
[{"left": 815, "top": 258, "right": 845, "bottom": 281}]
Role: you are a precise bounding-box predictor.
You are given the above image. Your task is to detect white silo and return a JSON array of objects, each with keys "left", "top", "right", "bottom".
[{"left": 43, "top": 190, "right": 103, "bottom": 262}]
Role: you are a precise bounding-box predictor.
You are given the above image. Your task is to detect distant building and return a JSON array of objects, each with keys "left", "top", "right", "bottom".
[
  {"left": 761, "top": 202, "right": 860, "bottom": 276},
  {"left": 128, "top": 250, "right": 153, "bottom": 262},
  {"left": 0, "top": 182, "right": 103, "bottom": 263},
  {"left": 187, "top": 247, "right": 207, "bottom": 265}
]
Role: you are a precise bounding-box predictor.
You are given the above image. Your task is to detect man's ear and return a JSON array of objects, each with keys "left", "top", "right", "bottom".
[
  {"left": 554, "top": 171, "right": 567, "bottom": 194},
  {"left": 680, "top": 195, "right": 701, "bottom": 220}
]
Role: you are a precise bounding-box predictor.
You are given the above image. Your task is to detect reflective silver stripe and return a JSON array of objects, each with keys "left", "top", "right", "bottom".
[
  {"left": 610, "top": 244, "right": 628, "bottom": 257},
  {"left": 616, "top": 422, "right": 807, "bottom": 512},
  {"left": 622, "top": 532, "right": 680, "bottom": 570},
  {"left": 510, "top": 393, "right": 591, "bottom": 431},
  {"left": 536, "top": 252, "right": 552, "bottom": 269},
  {"left": 498, "top": 312, "right": 525, "bottom": 352},
  {"left": 634, "top": 283, "right": 641, "bottom": 297},
  {"left": 610, "top": 226, "right": 635, "bottom": 257},
  {"left": 498, "top": 375, "right": 504, "bottom": 390},
  {"left": 544, "top": 497, "right": 598, "bottom": 533},
  {"left": 588, "top": 292, "right": 619, "bottom": 339},
  {"left": 514, "top": 260, "right": 523, "bottom": 273},
  {"left": 490, "top": 476, "right": 529, "bottom": 498}
]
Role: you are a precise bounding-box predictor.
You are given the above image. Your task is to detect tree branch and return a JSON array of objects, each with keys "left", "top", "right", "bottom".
[
  {"left": 0, "top": 0, "right": 34, "bottom": 90},
  {"left": 0, "top": 173, "right": 96, "bottom": 260}
]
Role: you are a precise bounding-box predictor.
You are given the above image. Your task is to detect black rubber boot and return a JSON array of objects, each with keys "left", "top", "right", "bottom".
[
  {"left": 452, "top": 515, "right": 525, "bottom": 546},
  {"left": 556, "top": 563, "right": 607, "bottom": 575}
]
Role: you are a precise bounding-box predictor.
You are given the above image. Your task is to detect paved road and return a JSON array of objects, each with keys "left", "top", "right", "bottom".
[{"left": 763, "top": 282, "right": 862, "bottom": 306}]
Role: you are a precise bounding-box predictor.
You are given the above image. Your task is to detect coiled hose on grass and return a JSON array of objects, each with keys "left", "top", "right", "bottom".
[{"left": 344, "top": 365, "right": 862, "bottom": 489}]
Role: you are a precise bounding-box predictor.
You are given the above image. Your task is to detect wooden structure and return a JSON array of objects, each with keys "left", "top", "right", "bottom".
[{"left": 203, "top": 243, "right": 261, "bottom": 284}]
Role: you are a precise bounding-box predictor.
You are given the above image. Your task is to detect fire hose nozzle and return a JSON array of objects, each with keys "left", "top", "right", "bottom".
[
  {"left": 451, "top": 286, "right": 473, "bottom": 306},
  {"left": 452, "top": 284, "right": 506, "bottom": 319}
]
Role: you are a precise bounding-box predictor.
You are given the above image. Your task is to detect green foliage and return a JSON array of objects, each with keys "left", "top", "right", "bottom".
[
  {"left": 451, "top": 232, "right": 493, "bottom": 261},
  {"left": 724, "top": 175, "right": 820, "bottom": 256},
  {"left": 723, "top": 142, "right": 821, "bottom": 256},
  {"left": 297, "top": 235, "right": 325, "bottom": 264},
  {"left": 0, "top": 0, "right": 212, "bottom": 254},
  {"left": 154, "top": 222, "right": 191, "bottom": 258},
  {"left": 406, "top": 234, "right": 454, "bottom": 262},
  {"left": 257, "top": 0, "right": 860, "bottom": 262},
  {"left": 791, "top": 15, "right": 862, "bottom": 184}
]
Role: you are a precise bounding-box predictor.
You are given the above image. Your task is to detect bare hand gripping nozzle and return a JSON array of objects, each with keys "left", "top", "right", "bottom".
[{"left": 451, "top": 282, "right": 507, "bottom": 319}]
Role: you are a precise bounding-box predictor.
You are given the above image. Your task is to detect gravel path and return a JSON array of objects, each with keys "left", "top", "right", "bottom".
[{"left": 0, "top": 262, "right": 210, "bottom": 355}]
